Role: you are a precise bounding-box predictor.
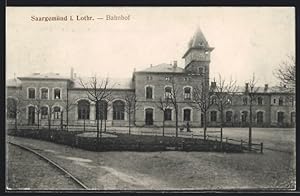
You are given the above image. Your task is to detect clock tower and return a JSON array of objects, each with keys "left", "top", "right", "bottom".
[{"left": 183, "top": 28, "right": 214, "bottom": 78}]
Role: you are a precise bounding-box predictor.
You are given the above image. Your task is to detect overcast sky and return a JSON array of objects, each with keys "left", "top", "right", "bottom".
[{"left": 6, "top": 7, "right": 295, "bottom": 86}]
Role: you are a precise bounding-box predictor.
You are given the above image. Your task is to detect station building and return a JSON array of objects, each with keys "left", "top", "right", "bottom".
[{"left": 6, "top": 29, "right": 296, "bottom": 129}]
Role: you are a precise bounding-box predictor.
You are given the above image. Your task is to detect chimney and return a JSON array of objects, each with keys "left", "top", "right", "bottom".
[
  {"left": 173, "top": 61, "right": 177, "bottom": 68},
  {"left": 264, "top": 84, "right": 268, "bottom": 92},
  {"left": 150, "top": 64, "right": 152, "bottom": 67},
  {"left": 211, "top": 81, "right": 216, "bottom": 89},
  {"left": 245, "top": 83, "right": 249, "bottom": 92},
  {"left": 70, "top": 67, "right": 74, "bottom": 79},
  {"left": 74, "top": 73, "right": 77, "bottom": 78},
  {"left": 133, "top": 68, "right": 136, "bottom": 72}
]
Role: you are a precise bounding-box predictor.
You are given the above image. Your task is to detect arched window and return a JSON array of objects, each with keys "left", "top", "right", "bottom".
[
  {"left": 183, "top": 109, "right": 191, "bottom": 121},
  {"left": 53, "top": 106, "right": 61, "bottom": 119},
  {"left": 226, "top": 111, "right": 232, "bottom": 122},
  {"left": 41, "top": 88, "right": 49, "bottom": 99},
  {"left": 241, "top": 111, "right": 248, "bottom": 122},
  {"left": 165, "top": 87, "right": 172, "bottom": 99},
  {"left": 54, "top": 88, "right": 61, "bottom": 99},
  {"left": 146, "top": 86, "right": 153, "bottom": 99},
  {"left": 164, "top": 109, "right": 172, "bottom": 121},
  {"left": 279, "top": 97, "right": 284, "bottom": 106},
  {"left": 96, "top": 100, "right": 108, "bottom": 120},
  {"left": 7, "top": 98, "right": 17, "bottom": 119},
  {"left": 113, "top": 100, "right": 125, "bottom": 120},
  {"left": 257, "top": 111, "right": 263, "bottom": 124},
  {"left": 257, "top": 97, "right": 263, "bottom": 105},
  {"left": 184, "top": 87, "right": 191, "bottom": 100},
  {"left": 277, "top": 112, "right": 284, "bottom": 123},
  {"left": 210, "top": 111, "right": 217, "bottom": 122},
  {"left": 41, "top": 106, "right": 48, "bottom": 119},
  {"left": 78, "top": 100, "right": 90, "bottom": 120}
]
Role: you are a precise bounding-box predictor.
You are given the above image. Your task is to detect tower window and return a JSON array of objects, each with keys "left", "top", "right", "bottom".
[
  {"left": 199, "top": 67, "right": 204, "bottom": 75},
  {"left": 279, "top": 97, "right": 284, "bottom": 106},
  {"left": 184, "top": 87, "right": 192, "bottom": 100},
  {"left": 146, "top": 86, "right": 153, "bottom": 99},
  {"left": 165, "top": 87, "right": 172, "bottom": 99}
]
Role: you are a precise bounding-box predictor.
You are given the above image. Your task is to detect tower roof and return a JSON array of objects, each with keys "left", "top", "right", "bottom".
[
  {"left": 188, "top": 27, "right": 209, "bottom": 48},
  {"left": 183, "top": 27, "right": 214, "bottom": 58}
]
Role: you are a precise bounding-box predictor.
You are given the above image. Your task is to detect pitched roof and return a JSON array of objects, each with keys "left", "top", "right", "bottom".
[
  {"left": 236, "top": 86, "right": 294, "bottom": 94},
  {"left": 188, "top": 27, "right": 210, "bottom": 48},
  {"left": 17, "top": 72, "right": 70, "bottom": 80},
  {"left": 72, "top": 77, "right": 134, "bottom": 90},
  {"left": 6, "top": 78, "right": 21, "bottom": 87},
  {"left": 137, "top": 63, "right": 185, "bottom": 73}
]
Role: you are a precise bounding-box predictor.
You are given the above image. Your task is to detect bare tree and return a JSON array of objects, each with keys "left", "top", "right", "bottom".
[
  {"left": 167, "top": 76, "right": 180, "bottom": 137},
  {"left": 274, "top": 55, "right": 295, "bottom": 91},
  {"left": 79, "top": 75, "right": 112, "bottom": 147},
  {"left": 190, "top": 78, "right": 214, "bottom": 140},
  {"left": 124, "top": 92, "right": 138, "bottom": 135},
  {"left": 60, "top": 96, "right": 79, "bottom": 131},
  {"left": 155, "top": 97, "right": 171, "bottom": 136},
  {"left": 7, "top": 91, "right": 25, "bottom": 130},
  {"left": 245, "top": 74, "right": 259, "bottom": 151},
  {"left": 214, "top": 75, "right": 238, "bottom": 147}
]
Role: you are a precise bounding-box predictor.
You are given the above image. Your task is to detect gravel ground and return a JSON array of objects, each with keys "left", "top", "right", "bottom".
[
  {"left": 6, "top": 144, "right": 83, "bottom": 190},
  {"left": 7, "top": 129, "right": 295, "bottom": 191}
]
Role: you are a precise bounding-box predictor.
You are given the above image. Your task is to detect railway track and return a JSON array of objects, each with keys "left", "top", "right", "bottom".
[{"left": 8, "top": 141, "right": 89, "bottom": 190}]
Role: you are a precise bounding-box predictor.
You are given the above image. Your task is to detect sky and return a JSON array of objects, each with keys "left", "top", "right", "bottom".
[{"left": 6, "top": 7, "right": 295, "bottom": 86}]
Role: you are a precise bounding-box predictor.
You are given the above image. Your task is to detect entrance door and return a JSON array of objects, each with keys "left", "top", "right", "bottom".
[
  {"left": 28, "top": 106, "right": 35, "bottom": 125},
  {"left": 145, "top": 108, "right": 153, "bottom": 125}
]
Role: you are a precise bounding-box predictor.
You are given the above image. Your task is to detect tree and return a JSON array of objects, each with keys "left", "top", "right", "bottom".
[
  {"left": 124, "top": 92, "right": 138, "bottom": 135},
  {"left": 7, "top": 92, "right": 25, "bottom": 130},
  {"left": 214, "top": 75, "right": 238, "bottom": 148},
  {"left": 274, "top": 55, "right": 295, "bottom": 91},
  {"left": 167, "top": 76, "right": 180, "bottom": 137},
  {"left": 79, "top": 75, "right": 112, "bottom": 148},
  {"left": 60, "top": 96, "right": 79, "bottom": 131},
  {"left": 190, "top": 77, "right": 214, "bottom": 140},
  {"left": 155, "top": 97, "right": 171, "bottom": 136},
  {"left": 245, "top": 74, "right": 259, "bottom": 151}
]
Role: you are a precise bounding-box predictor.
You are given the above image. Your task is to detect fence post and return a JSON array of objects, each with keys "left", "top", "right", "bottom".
[
  {"left": 240, "top": 140, "right": 243, "bottom": 151},
  {"left": 260, "top": 142, "right": 263, "bottom": 154}
]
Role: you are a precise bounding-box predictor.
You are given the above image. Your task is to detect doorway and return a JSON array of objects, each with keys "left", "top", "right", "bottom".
[{"left": 145, "top": 108, "right": 153, "bottom": 125}]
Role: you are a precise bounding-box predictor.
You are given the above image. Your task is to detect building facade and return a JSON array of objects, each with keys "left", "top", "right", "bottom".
[{"left": 6, "top": 29, "right": 296, "bottom": 129}]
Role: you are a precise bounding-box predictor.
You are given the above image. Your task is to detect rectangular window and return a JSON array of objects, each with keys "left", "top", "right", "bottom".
[
  {"left": 184, "top": 87, "right": 191, "bottom": 100},
  {"left": 28, "top": 88, "right": 35, "bottom": 99},
  {"left": 273, "top": 99, "right": 276, "bottom": 104},
  {"left": 278, "top": 112, "right": 284, "bottom": 123},
  {"left": 210, "top": 111, "right": 217, "bottom": 122},
  {"left": 164, "top": 109, "right": 172, "bottom": 121},
  {"left": 54, "top": 89, "right": 61, "bottom": 99},
  {"left": 41, "top": 88, "right": 48, "bottom": 99}
]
